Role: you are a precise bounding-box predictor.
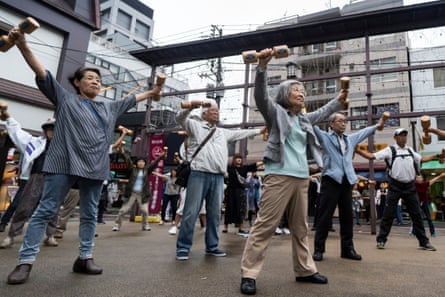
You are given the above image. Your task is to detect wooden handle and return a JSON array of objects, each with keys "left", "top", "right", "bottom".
[
  {"left": 0, "top": 101, "right": 8, "bottom": 111},
  {"left": 18, "top": 17, "right": 40, "bottom": 34},
  {"left": 0, "top": 17, "right": 40, "bottom": 52},
  {"left": 340, "top": 77, "right": 350, "bottom": 90},
  {"left": 180, "top": 101, "right": 211, "bottom": 109},
  {"left": 242, "top": 45, "right": 289, "bottom": 64},
  {"left": 152, "top": 73, "right": 166, "bottom": 102},
  {"left": 117, "top": 125, "right": 134, "bottom": 136},
  {"left": 377, "top": 112, "right": 390, "bottom": 131}
]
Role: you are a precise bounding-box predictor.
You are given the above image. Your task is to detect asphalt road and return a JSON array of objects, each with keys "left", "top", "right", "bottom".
[{"left": 0, "top": 218, "right": 444, "bottom": 297}]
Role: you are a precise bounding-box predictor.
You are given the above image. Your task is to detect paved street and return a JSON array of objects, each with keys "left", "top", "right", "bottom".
[{"left": 0, "top": 218, "right": 445, "bottom": 297}]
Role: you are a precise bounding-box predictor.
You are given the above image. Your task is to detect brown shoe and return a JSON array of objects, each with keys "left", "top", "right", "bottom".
[
  {"left": 7, "top": 264, "right": 32, "bottom": 285},
  {"left": 53, "top": 231, "right": 63, "bottom": 239},
  {"left": 72, "top": 257, "right": 103, "bottom": 274}
]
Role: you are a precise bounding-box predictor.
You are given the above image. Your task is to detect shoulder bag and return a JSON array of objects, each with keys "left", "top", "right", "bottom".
[{"left": 175, "top": 128, "right": 216, "bottom": 187}]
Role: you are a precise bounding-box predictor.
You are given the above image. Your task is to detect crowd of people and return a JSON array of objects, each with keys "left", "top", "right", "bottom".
[{"left": 0, "top": 26, "right": 444, "bottom": 297}]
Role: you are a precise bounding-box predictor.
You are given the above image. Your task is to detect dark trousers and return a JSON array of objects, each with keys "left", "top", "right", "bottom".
[
  {"left": 314, "top": 176, "right": 354, "bottom": 253},
  {"left": 377, "top": 179, "right": 429, "bottom": 245},
  {"left": 161, "top": 194, "right": 179, "bottom": 222},
  {"left": 313, "top": 193, "right": 333, "bottom": 229}
]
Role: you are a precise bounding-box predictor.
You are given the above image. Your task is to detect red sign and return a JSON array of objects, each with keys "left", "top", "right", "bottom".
[{"left": 148, "top": 134, "right": 164, "bottom": 214}]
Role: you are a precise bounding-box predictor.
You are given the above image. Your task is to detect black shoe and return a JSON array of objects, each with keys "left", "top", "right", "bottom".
[
  {"left": 72, "top": 257, "right": 103, "bottom": 274},
  {"left": 296, "top": 272, "right": 328, "bottom": 284},
  {"left": 312, "top": 251, "right": 323, "bottom": 261},
  {"left": 341, "top": 249, "right": 362, "bottom": 260},
  {"left": 0, "top": 224, "right": 6, "bottom": 232},
  {"left": 7, "top": 264, "right": 32, "bottom": 285},
  {"left": 240, "top": 277, "right": 256, "bottom": 295}
]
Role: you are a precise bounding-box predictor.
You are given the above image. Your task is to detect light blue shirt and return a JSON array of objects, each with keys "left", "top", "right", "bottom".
[
  {"left": 314, "top": 125, "right": 377, "bottom": 185},
  {"left": 132, "top": 170, "right": 144, "bottom": 192},
  {"left": 266, "top": 117, "right": 309, "bottom": 178}
]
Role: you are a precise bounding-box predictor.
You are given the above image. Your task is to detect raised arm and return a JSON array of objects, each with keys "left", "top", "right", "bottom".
[
  {"left": 426, "top": 127, "right": 445, "bottom": 138},
  {"left": 429, "top": 172, "right": 445, "bottom": 186},
  {"left": 111, "top": 128, "right": 128, "bottom": 150},
  {"left": 10, "top": 28, "right": 46, "bottom": 79},
  {"left": 354, "top": 147, "right": 376, "bottom": 160}
]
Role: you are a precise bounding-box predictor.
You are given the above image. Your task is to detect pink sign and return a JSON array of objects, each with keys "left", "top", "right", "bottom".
[{"left": 148, "top": 134, "right": 164, "bottom": 214}]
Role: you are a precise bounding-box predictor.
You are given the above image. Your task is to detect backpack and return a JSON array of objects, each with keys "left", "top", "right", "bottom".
[{"left": 385, "top": 145, "right": 420, "bottom": 178}]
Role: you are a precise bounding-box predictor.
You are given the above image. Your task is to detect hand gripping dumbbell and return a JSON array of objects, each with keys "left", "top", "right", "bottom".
[
  {"left": 0, "top": 101, "right": 8, "bottom": 112},
  {"left": 420, "top": 115, "right": 431, "bottom": 145},
  {"left": 117, "top": 125, "right": 134, "bottom": 136},
  {"left": 0, "top": 17, "right": 40, "bottom": 52},
  {"left": 340, "top": 77, "right": 350, "bottom": 110},
  {"left": 180, "top": 101, "right": 211, "bottom": 109},
  {"left": 439, "top": 148, "right": 445, "bottom": 164},
  {"left": 242, "top": 45, "right": 289, "bottom": 64},
  {"left": 152, "top": 73, "right": 166, "bottom": 102},
  {"left": 377, "top": 112, "right": 390, "bottom": 131}
]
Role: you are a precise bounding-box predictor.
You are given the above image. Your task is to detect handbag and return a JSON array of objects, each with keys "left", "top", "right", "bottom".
[{"left": 175, "top": 128, "right": 216, "bottom": 187}]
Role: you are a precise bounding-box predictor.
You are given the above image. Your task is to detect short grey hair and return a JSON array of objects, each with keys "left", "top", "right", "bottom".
[
  {"left": 274, "top": 80, "right": 305, "bottom": 109},
  {"left": 328, "top": 112, "right": 346, "bottom": 123}
]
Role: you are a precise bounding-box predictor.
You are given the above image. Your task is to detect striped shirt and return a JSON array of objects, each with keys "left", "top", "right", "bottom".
[{"left": 36, "top": 70, "right": 136, "bottom": 180}]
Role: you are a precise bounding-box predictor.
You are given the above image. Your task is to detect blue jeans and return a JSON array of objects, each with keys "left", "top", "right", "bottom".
[
  {"left": 176, "top": 170, "right": 224, "bottom": 254},
  {"left": 18, "top": 174, "right": 103, "bottom": 263}
]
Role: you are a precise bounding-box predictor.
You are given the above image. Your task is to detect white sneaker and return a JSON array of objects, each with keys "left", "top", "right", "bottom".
[
  {"left": 282, "top": 228, "right": 290, "bottom": 235},
  {"left": 275, "top": 227, "right": 283, "bottom": 235},
  {"left": 142, "top": 224, "right": 151, "bottom": 231},
  {"left": 158, "top": 221, "right": 164, "bottom": 225},
  {"left": 44, "top": 236, "right": 58, "bottom": 247},
  {"left": 112, "top": 225, "right": 120, "bottom": 231},
  {"left": 168, "top": 226, "right": 177, "bottom": 235},
  {"left": 0, "top": 236, "right": 13, "bottom": 248}
]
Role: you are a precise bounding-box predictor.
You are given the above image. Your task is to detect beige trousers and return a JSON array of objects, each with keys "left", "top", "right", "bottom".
[
  {"left": 241, "top": 175, "right": 318, "bottom": 279},
  {"left": 115, "top": 192, "right": 149, "bottom": 227}
]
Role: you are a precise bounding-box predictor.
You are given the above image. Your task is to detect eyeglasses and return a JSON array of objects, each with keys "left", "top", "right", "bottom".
[{"left": 334, "top": 119, "right": 348, "bottom": 124}]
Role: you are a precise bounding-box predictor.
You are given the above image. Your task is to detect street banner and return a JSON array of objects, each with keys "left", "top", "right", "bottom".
[{"left": 148, "top": 134, "right": 165, "bottom": 214}]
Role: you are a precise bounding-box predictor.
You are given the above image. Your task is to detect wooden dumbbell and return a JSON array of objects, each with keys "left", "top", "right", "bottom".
[
  {"left": 163, "top": 146, "right": 168, "bottom": 159},
  {"left": 242, "top": 45, "right": 289, "bottom": 64},
  {"left": 0, "top": 101, "right": 8, "bottom": 112},
  {"left": 152, "top": 73, "right": 166, "bottom": 102},
  {"left": 262, "top": 128, "right": 269, "bottom": 142},
  {"left": 0, "top": 17, "right": 40, "bottom": 52},
  {"left": 340, "top": 77, "right": 350, "bottom": 110},
  {"left": 117, "top": 125, "right": 134, "bottom": 136},
  {"left": 180, "top": 101, "right": 211, "bottom": 109},
  {"left": 377, "top": 112, "right": 390, "bottom": 131},
  {"left": 420, "top": 115, "right": 431, "bottom": 145},
  {"left": 439, "top": 148, "right": 445, "bottom": 164}
]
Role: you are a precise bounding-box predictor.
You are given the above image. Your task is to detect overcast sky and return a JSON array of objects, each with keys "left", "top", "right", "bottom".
[
  {"left": 142, "top": 0, "right": 434, "bottom": 44},
  {"left": 139, "top": 0, "right": 441, "bottom": 123}
]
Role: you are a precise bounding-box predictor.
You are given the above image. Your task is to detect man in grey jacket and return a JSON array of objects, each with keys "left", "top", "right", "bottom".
[{"left": 175, "top": 100, "right": 264, "bottom": 261}]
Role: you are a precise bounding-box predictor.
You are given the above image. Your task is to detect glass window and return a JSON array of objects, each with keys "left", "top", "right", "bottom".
[
  {"left": 117, "top": 9, "right": 131, "bottom": 30},
  {"left": 437, "top": 116, "right": 445, "bottom": 141},
  {"left": 104, "top": 87, "right": 116, "bottom": 100},
  {"left": 433, "top": 68, "right": 445, "bottom": 88},
  {"left": 325, "top": 79, "right": 336, "bottom": 93},
  {"left": 351, "top": 103, "right": 400, "bottom": 130},
  {"left": 370, "top": 57, "right": 397, "bottom": 83},
  {"left": 135, "top": 20, "right": 150, "bottom": 40},
  {"left": 325, "top": 41, "right": 337, "bottom": 50}
]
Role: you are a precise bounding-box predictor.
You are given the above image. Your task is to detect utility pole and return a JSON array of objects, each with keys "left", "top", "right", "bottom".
[{"left": 202, "top": 25, "right": 224, "bottom": 107}]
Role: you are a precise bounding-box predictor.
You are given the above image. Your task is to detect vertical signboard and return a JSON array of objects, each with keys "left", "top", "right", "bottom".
[{"left": 148, "top": 134, "right": 164, "bottom": 214}]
